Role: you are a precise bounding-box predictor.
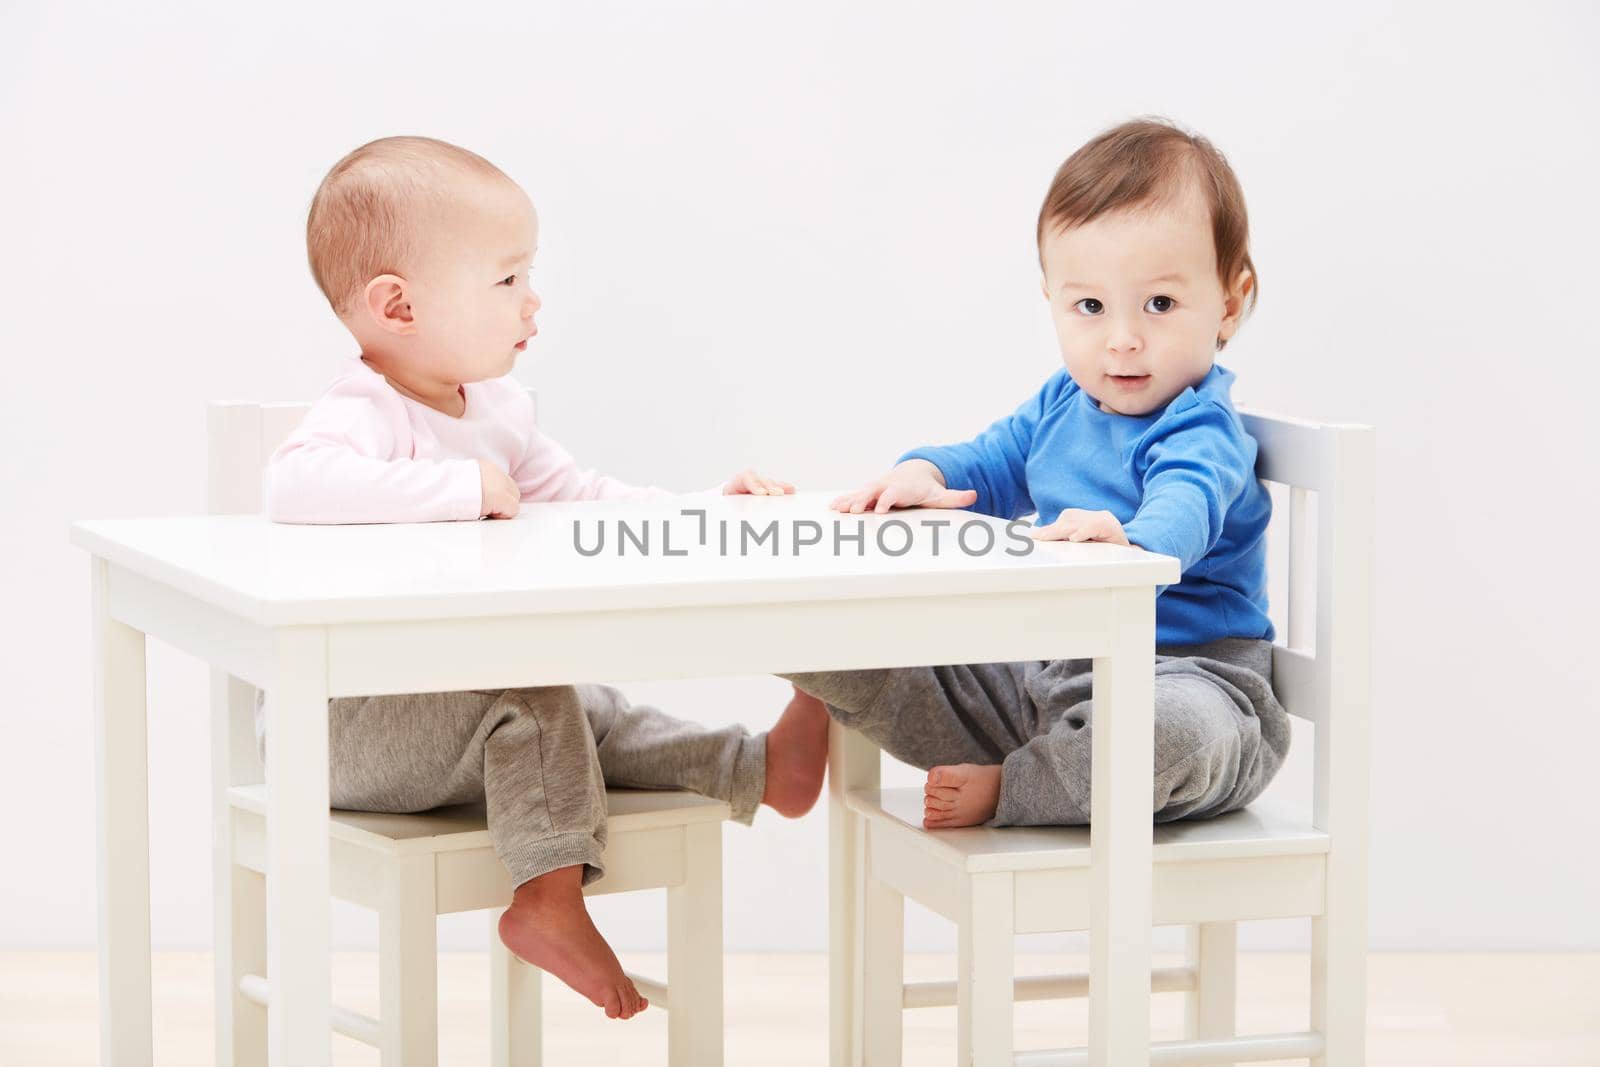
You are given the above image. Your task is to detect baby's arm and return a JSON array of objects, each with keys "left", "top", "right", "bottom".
[
  {"left": 512, "top": 418, "right": 796, "bottom": 503},
  {"left": 1118, "top": 403, "right": 1252, "bottom": 568},
  {"left": 265, "top": 385, "right": 488, "bottom": 524},
  {"left": 512, "top": 421, "right": 673, "bottom": 503}
]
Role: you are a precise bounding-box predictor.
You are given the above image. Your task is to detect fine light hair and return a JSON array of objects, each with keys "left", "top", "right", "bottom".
[
  {"left": 306, "top": 136, "right": 512, "bottom": 317},
  {"left": 1037, "top": 117, "right": 1258, "bottom": 348}
]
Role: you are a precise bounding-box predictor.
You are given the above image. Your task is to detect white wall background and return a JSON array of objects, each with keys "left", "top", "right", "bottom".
[{"left": 2, "top": 1, "right": 1596, "bottom": 959}]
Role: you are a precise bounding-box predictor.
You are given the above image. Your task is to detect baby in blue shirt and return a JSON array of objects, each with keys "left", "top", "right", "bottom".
[{"left": 783, "top": 117, "right": 1290, "bottom": 828}]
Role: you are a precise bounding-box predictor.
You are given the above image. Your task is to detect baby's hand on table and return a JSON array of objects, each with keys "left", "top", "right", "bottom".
[
  {"left": 478, "top": 459, "right": 520, "bottom": 519},
  {"left": 831, "top": 459, "right": 978, "bottom": 514},
  {"left": 1029, "top": 508, "right": 1130, "bottom": 546},
  {"left": 724, "top": 469, "right": 796, "bottom": 496}
]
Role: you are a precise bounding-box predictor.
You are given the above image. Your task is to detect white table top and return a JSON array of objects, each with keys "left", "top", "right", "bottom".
[{"left": 70, "top": 492, "right": 1179, "bottom": 626}]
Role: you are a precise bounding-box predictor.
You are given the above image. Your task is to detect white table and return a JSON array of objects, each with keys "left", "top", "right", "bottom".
[{"left": 72, "top": 492, "right": 1178, "bottom": 1066}]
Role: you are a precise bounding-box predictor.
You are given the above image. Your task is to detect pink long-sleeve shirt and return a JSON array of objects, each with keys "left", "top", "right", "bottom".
[{"left": 265, "top": 356, "right": 670, "bottom": 524}]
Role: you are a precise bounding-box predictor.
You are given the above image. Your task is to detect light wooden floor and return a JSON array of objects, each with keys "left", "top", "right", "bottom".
[{"left": 2, "top": 951, "right": 1595, "bottom": 1065}]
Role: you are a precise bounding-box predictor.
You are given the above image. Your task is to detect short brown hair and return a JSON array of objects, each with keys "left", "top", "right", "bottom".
[
  {"left": 1037, "top": 117, "right": 1257, "bottom": 346},
  {"left": 306, "top": 136, "right": 511, "bottom": 317}
]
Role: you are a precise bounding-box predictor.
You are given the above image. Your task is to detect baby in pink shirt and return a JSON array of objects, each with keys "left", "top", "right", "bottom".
[
  {"left": 265, "top": 136, "right": 827, "bottom": 1022},
  {"left": 267, "top": 153, "right": 788, "bottom": 521}
]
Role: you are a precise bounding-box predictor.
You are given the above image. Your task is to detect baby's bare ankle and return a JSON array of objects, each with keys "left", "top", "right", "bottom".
[{"left": 508, "top": 864, "right": 586, "bottom": 912}]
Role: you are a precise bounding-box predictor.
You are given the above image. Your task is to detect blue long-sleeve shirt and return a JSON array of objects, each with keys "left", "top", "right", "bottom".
[{"left": 901, "top": 364, "right": 1274, "bottom": 648}]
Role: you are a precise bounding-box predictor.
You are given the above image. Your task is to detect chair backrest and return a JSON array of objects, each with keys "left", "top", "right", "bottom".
[
  {"left": 1237, "top": 406, "right": 1374, "bottom": 832},
  {"left": 205, "top": 391, "right": 539, "bottom": 515},
  {"left": 207, "top": 402, "right": 314, "bottom": 515},
  {"left": 1234, "top": 409, "right": 1374, "bottom": 725}
]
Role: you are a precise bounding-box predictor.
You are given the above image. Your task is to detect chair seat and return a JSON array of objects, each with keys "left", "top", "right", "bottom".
[
  {"left": 845, "top": 787, "right": 1327, "bottom": 874},
  {"left": 228, "top": 784, "right": 731, "bottom": 857}
]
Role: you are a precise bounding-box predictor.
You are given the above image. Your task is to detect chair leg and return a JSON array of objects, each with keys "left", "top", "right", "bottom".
[
  {"left": 219, "top": 862, "right": 268, "bottom": 1067},
  {"left": 861, "top": 830, "right": 904, "bottom": 1067},
  {"left": 212, "top": 672, "right": 265, "bottom": 1067},
  {"left": 1185, "top": 921, "right": 1236, "bottom": 1064},
  {"left": 1311, "top": 910, "right": 1366, "bottom": 1067},
  {"left": 378, "top": 854, "right": 439, "bottom": 1065},
  {"left": 667, "top": 822, "right": 724, "bottom": 1066},
  {"left": 957, "top": 873, "right": 1014, "bottom": 1067},
  {"left": 490, "top": 915, "right": 541, "bottom": 1067},
  {"left": 829, "top": 722, "right": 881, "bottom": 1067}
]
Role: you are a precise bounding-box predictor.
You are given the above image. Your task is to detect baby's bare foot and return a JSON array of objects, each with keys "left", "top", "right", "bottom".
[
  {"left": 923, "top": 763, "right": 1003, "bottom": 828},
  {"left": 497, "top": 865, "right": 648, "bottom": 1020},
  {"left": 762, "top": 686, "right": 830, "bottom": 817}
]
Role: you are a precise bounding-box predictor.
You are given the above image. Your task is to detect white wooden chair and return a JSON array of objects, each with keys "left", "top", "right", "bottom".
[
  {"left": 827, "top": 409, "right": 1374, "bottom": 1066},
  {"left": 206, "top": 398, "right": 729, "bottom": 1066}
]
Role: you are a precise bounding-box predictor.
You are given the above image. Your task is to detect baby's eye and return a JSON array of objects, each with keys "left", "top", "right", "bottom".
[
  {"left": 1072, "top": 297, "right": 1103, "bottom": 316},
  {"left": 500, "top": 274, "right": 518, "bottom": 286},
  {"left": 1145, "top": 295, "right": 1175, "bottom": 314}
]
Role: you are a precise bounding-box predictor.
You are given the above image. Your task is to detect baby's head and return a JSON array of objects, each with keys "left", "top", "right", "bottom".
[
  {"left": 1036, "top": 118, "right": 1257, "bottom": 416},
  {"left": 307, "top": 136, "right": 540, "bottom": 385}
]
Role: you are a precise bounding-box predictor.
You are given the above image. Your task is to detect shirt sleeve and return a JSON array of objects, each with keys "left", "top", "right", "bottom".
[
  {"left": 1121, "top": 400, "right": 1254, "bottom": 578},
  {"left": 264, "top": 382, "right": 483, "bottom": 524},
  {"left": 512, "top": 422, "right": 674, "bottom": 503},
  {"left": 896, "top": 376, "right": 1056, "bottom": 520}
]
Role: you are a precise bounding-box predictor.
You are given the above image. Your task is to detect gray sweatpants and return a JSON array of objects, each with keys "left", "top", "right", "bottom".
[
  {"left": 257, "top": 684, "right": 766, "bottom": 888},
  {"left": 783, "top": 636, "right": 1289, "bottom": 826}
]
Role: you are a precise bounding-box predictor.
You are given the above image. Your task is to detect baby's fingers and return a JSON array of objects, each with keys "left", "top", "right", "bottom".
[
  {"left": 845, "top": 487, "right": 883, "bottom": 514},
  {"left": 758, "top": 476, "right": 796, "bottom": 496},
  {"left": 743, "top": 470, "right": 791, "bottom": 496},
  {"left": 874, "top": 485, "right": 913, "bottom": 514},
  {"left": 838, "top": 489, "right": 876, "bottom": 511}
]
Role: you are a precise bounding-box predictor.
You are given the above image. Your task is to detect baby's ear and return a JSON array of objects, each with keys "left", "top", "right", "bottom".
[
  {"left": 361, "top": 274, "right": 416, "bottom": 335},
  {"left": 1217, "top": 268, "right": 1254, "bottom": 343}
]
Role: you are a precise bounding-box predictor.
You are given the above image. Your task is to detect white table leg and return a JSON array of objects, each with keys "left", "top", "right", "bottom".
[
  {"left": 667, "top": 821, "right": 724, "bottom": 1066},
  {"left": 263, "top": 628, "right": 332, "bottom": 1066},
  {"left": 1087, "top": 586, "right": 1155, "bottom": 1066},
  {"left": 91, "top": 558, "right": 152, "bottom": 1066}
]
